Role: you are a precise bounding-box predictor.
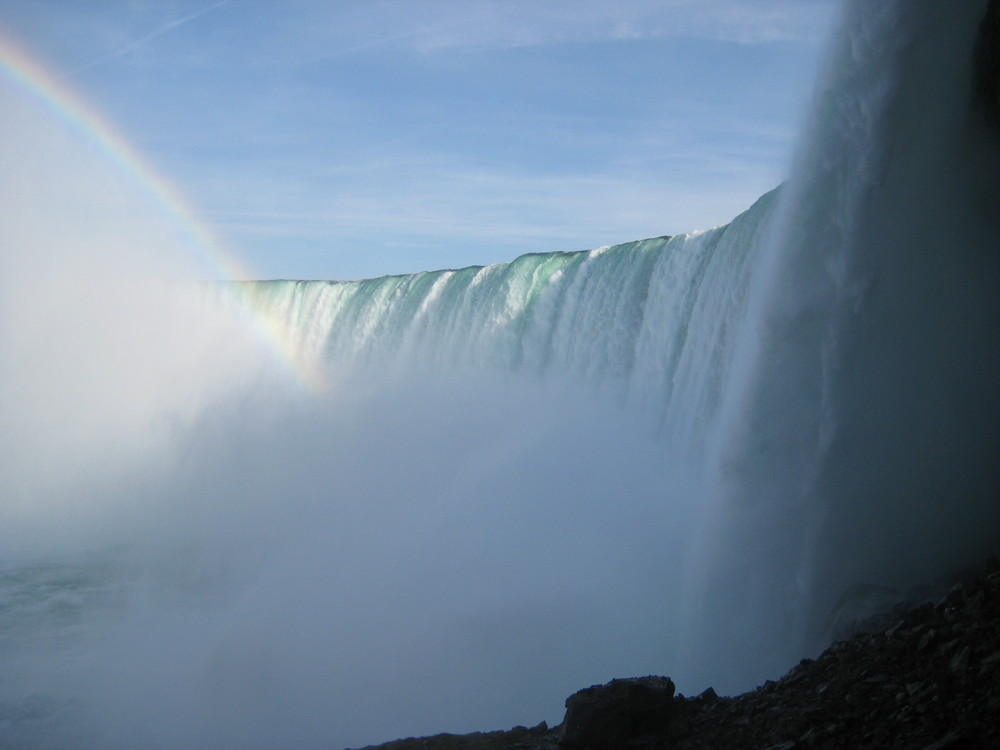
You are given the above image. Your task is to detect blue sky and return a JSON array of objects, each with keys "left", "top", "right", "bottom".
[{"left": 1, "top": 0, "right": 840, "bottom": 280}]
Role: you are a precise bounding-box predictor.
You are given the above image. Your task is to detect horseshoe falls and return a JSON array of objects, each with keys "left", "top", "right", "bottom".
[
  {"left": 2, "top": 0, "right": 1000, "bottom": 748},
  {"left": 229, "top": 194, "right": 769, "bottom": 442}
]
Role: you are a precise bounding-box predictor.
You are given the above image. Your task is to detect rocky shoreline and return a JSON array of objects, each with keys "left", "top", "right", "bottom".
[{"left": 349, "top": 562, "right": 1000, "bottom": 750}]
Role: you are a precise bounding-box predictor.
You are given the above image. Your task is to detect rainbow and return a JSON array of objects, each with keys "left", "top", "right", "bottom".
[{"left": 0, "top": 26, "right": 326, "bottom": 392}]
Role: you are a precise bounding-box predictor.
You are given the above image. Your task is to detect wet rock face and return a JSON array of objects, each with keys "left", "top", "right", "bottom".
[
  {"left": 975, "top": 0, "right": 1000, "bottom": 124},
  {"left": 550, "top": 567, "right": 1000, "bottom": 749},
  {"left": 643, "top": 566, "right": 1000, "bottom": 750},
  {"left": 822, "top": 582, "right": 910, "bottom": 643}
]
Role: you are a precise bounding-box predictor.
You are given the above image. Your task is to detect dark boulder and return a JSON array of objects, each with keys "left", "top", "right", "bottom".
[{"left": 559, "top": 676, "right": 677, "bottom": 749}]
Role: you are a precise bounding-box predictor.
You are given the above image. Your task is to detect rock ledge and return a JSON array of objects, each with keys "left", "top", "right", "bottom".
[{"left": 350, "top": 564, "right": 1000, "bottom": 750}]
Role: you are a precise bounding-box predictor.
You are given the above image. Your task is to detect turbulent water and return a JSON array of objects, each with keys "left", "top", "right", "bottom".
[{"left": 2, "top": 1, "right": 1000, "bottom": 748}]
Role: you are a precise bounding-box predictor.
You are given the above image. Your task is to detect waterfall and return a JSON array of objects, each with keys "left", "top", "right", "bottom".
[
  {"left": 215, "top": 0, "right": 1000, "bottom": 695},
  {"left": 682, "top": 0, "right": 1000, "bottom": 686},
  {"left": 1, "top": 1, "right": 998, "bottom": 747},
  {"left": 229, "top": 187, "right": 777, "bottom": 441}
]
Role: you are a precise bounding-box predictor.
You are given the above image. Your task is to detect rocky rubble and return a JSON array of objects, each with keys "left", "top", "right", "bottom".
[{"left": 349, "top": 563, "right": 1000, "bottom": 750}]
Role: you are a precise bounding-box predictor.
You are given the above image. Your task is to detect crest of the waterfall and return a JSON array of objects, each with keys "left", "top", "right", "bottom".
[
  {"left": 230, "top": 188, "right": 779, "bottom": 447},
  {"left": 682, "top": 0, "right": 1000, "bottom": 691}
]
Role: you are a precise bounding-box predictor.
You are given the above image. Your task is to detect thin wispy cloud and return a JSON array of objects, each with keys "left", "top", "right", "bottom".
[
  {"left": 2, "top": 0, "right": 840, "bottom": 279},
  {"left": 77, "top": 1, "right": 231, "bottom": 70},
  {"left": 189, "top": 146, "right": 786, "bottom": 280},
  {"left": 289, "top": 0, "right": 838, "bottom": 58}
]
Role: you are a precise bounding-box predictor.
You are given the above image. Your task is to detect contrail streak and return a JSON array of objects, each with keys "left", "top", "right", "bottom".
[{"left": 79, "top": 1, "right": 232, "bottom": 70}]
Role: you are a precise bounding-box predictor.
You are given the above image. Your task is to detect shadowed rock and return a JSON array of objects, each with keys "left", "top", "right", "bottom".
[
  {"left": 975, "top": 0, "right": 1000, "bottom": 124},
  {"left": 560, "top": 677, "right": 677, "bottom": 749}
]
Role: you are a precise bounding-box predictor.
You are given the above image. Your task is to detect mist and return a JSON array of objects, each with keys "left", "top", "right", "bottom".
[{"left": 0, "top": 72, "right": 695, "bottom": 749}]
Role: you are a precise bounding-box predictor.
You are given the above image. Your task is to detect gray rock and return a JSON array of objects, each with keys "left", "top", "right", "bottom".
[{"left": 560, "top": 676, "right": 676, "bottom": 749}]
